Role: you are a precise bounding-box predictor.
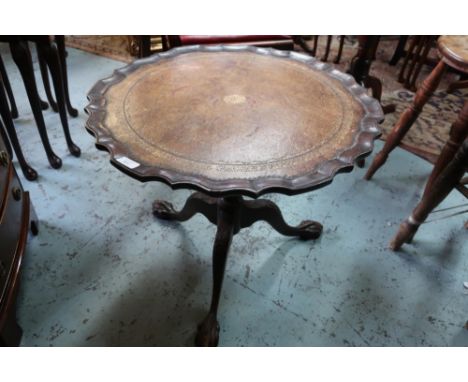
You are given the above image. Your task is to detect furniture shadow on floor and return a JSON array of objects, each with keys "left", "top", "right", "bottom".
[{"left": 85, "top": 226, "right": 212, "bottom": 346}]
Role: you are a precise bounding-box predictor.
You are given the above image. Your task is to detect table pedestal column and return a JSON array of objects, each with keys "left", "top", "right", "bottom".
[{"left": 152, "top": 192, "right": 323, "bottom": 346}]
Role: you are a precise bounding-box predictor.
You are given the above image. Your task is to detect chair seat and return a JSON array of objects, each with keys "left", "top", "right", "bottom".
[{"left": 179, "top": 35, "right": 291, "bottom": 45}]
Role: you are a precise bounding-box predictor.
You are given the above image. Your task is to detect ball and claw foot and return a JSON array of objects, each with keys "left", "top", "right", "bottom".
[
  {"left": 152, "top": 200, "right": 177, "bottom": 220},
  {"left": 297, "top": 220, "right": 323, "bottom": 240},
  {"left": 195, "top": 314, "right": 220, "bottom": 347}
]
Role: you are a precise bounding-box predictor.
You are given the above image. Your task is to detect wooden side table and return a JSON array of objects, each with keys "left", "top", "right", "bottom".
[{"left": 86, "top": 45, "right": 383, "bottom": 346}]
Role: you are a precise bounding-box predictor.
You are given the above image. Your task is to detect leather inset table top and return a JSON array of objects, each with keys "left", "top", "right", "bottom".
[{"left": 86, "top": 46, "right": 383, "bottom": 196}]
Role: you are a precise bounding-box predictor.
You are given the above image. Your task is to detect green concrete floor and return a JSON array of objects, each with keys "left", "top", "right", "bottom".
[{"left": 1, "top": 45, "right": 467, "bottom": 346}]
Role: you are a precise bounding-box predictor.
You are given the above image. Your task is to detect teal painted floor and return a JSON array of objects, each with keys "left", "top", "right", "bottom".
[{"left": 2, "top": 45, "right": 468, "bottom": 346}]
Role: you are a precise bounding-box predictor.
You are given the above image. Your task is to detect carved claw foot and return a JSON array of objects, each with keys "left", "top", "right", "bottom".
[
  {"left": 195, "top": 314, "right": 220, "bottom": 347},
  {"left": 297, "top": 220, "right": 323, "bottom": 240},
  {"left": 152, "top": 200, "right": 177, "bottom": 220}
]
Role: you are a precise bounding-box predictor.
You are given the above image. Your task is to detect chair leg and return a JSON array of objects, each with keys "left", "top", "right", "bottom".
[
  {"left": 404, "top": 36, "right": 425, "bottom": 90},
  {"left": 9, "top": 40, "right": 62, "bottom": 169},
  {"left": 55, "top": 36, "right": 78, "bottom": 117},
  {"left": 424, "top": 100, "right": 468, "bottom": 196},
  {"left": 36, "top": 43, "right": 58, "bottom": 113},
  {"left": 334, "top": 35, "right": 345, "bottom": 64},
  {"left": 390, "top": 139, "right": 468, "bottom": 250},
  {"left": 0, "top": 54, "right": 19, "bottom": 119},
  {"left": 312, "top": 36, "right": 319, "bottom": 56},
  {"left": 408, "top": 36, "right": 433, "bottom": 92},
  {"left": 322, "top": 35, "right": 332, "bottom": 62},
  {"left": 37, "top": 41, "right": 80, "bottom": 157},
  {"left": 0, "top": 83, "right": 38, "bottom": 180},
  {"left": 364, "top": 60, "right": 447, "bottom": 180},
  {"left": 398, "top": 36, "right": 419, "bottom": 83},
  {"left": 389, "top": 35, "right": 409, "bottom": 66}
]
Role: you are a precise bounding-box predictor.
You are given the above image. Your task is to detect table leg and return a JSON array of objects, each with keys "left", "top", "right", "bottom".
[
  {"left": 153, "top": 192, "right": 323, "bottom": 346},
  {"left": 347, "top": 35, "right": 395, "bottom": 115},
  {"left": 0, "top": 80, "right": 38, "bottom": 180},
  {"left": 9, "top": 40, "right": 62, "bottom": 169},
  {"left": 239, "top": 198, "right": 323, "bottom": 239},
  {"left": 0, "top": 54, "right": 19, "bottom": 119},
  {"left": 196, "top": 196, "right": 240, "bottom": 346},
  {"left": 36, "top": 43, "right": 58, "bottom": 112},
  {"left": 55, "top": 36, "right": 79, "bottom": 117},
  {"left": 37, "top": 41, "right": 81, "bottom": 157},
  {"left": 153, "top": 191, "right": 218, "bottom": 225}
]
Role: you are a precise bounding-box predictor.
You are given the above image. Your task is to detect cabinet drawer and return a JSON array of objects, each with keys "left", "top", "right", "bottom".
[{"left": 0, "top": 165, "right": 26, "bottom": 304}]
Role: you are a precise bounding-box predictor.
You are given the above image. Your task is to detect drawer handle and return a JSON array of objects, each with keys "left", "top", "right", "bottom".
[
  {"left": 12, "top": 187, "right": 21, "bottom": 201},
  {"left": 0, "top": 150, "right": 8, "bottom": 167}
]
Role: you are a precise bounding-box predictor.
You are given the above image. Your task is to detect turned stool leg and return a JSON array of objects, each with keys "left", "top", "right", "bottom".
[
  {"left": 195, "top": 197, "right": 240, "bottom": 346},
  {"left": 365, "top": 60, "right": 447, "bottom": 180},
  {"left": 424, "top": 100, "right": 468, "bottom": 196},
  {"left": 390, "top": 139, "right": 468, "bottom": 251}
]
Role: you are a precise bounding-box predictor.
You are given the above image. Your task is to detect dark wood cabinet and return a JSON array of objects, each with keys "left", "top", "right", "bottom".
[{"left": 0, "top": 131, "right": 37, "bottom": 346}]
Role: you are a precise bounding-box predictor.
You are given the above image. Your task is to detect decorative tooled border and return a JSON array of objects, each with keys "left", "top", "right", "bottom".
[{"left": 85, "top": 45, "right": 383, "bottom": 198}]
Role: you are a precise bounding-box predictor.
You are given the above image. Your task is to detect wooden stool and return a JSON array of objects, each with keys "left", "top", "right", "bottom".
[
  {"left": 365, "top": 36, "right": 468, "bottom": 183},
  {"left": 390, "top": 137, "right": 468, "bottom": 250}
]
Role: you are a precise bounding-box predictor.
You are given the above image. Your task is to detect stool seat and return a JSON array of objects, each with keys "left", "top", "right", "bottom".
[{"left": 438, "top": 35, "right": 468, "bottom": 73}]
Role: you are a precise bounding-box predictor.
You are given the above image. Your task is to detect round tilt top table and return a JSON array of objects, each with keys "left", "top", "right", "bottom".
[{"left": 86, "top": 45, "right": 383, "bottom": 346}]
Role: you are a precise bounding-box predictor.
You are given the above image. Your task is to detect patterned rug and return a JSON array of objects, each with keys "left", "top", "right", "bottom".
[{"left": 381, "top": 88, "right": 467, "bottom": 160}]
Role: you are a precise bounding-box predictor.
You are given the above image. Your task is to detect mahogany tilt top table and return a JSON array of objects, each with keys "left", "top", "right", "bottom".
[{"left": 86, "top": 45, "right": 383, "bottom": 346}]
